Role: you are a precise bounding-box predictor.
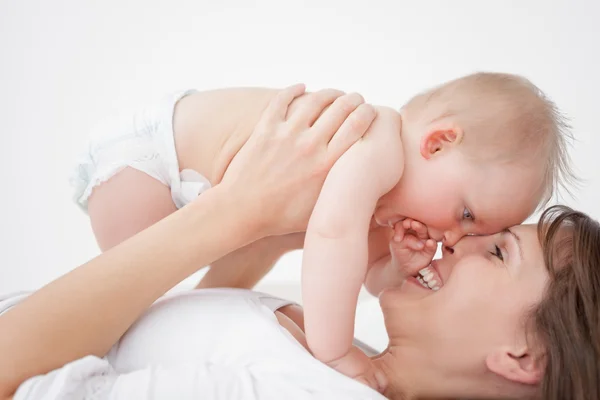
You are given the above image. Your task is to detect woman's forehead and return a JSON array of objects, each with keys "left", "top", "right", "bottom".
[
  {"left": 510, "top": 223, "right": 538, "bottom": 235},
  {"left": 510, "top": 224, "right": 546, "bottom": 269}
]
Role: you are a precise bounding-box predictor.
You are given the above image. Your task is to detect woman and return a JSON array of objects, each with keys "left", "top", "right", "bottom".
[
  {"left": 0, "top": 96, "right": 598, "bottom": 400},
  {"left": 2, "top": 205, "right": 599, "bottom": 399}
]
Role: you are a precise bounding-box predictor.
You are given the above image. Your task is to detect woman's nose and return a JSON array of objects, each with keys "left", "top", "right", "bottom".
[{"left": 442, "top": 245, "right": 454, "bottom": 256}]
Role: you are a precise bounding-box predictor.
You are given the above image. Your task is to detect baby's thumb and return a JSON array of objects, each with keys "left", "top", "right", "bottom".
[{"left": 391, "top": 221, "right": 405, "bottom": 242}]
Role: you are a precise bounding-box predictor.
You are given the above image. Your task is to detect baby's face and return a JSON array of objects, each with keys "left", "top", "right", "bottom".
[{"left": 374, "top": 149, "right": 541, "bottom": 246}]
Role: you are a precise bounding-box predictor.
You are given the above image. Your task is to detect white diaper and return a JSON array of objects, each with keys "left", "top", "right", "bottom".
[{"left": 70, "top": 90, "right": 212, "bottom": 212}]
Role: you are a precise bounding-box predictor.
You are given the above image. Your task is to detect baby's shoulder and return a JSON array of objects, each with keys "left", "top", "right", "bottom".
[
  {"left": 366, "top": 106, "right": 402, "bottom": 145},
  {"left": 361, "top": 106, "right": 404, "bottom": 162},
  {"left": 374, "top": 106, "right": 402, "bottom": 127}
]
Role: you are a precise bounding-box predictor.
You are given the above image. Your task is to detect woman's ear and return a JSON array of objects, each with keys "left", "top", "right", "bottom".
[
  {"left": 419, "top": 124, "right": 463, "bottom": 159},
  {"left": 485, "top": 346, "right": 543, "bottom": 386}
]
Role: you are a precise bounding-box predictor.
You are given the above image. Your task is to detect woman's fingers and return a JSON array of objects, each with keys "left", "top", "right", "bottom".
[
  {"left": 326, "top": 103, "right": 376, "bottom": 164},
  {"left": 261, "top": 83, "right": 306, "bottom": 124},
  {"left": 220, "top": 84, "right": 374, "bottom": 235},
  {"left": 287, "top": 88, "right": 345, "bottom": 127},
  {"left": 311, "top": 92, "right": 364, "bottom": 139}
]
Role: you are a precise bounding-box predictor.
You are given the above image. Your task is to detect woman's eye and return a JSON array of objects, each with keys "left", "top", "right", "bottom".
[
  {"left": 462, "top": 208, "right": 473, "bottom": 220},
  {"left": 489, "top": 245, "right": 504, "bottom": 261}
]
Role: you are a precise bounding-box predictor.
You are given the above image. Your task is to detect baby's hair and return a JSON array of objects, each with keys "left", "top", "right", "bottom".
[{"left": 402, "top": 72, "right": 576, "bottom": 206}]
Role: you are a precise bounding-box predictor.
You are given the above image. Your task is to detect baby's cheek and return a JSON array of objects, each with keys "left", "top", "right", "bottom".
[{"left": 416, "top": 204, "right": 456, "bottom": 231}]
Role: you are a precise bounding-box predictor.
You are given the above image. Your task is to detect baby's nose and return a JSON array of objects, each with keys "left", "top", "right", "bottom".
[
  {"left": 442, "top": 231, "right": 462, "bottom": 247},
  {"left": 427, "top": 227, "right": 444, "bottom": 242}
]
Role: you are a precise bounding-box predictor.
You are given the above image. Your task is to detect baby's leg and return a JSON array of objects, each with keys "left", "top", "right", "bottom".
[
  {"left": 73, "top": 90, "right": 203, "bottom": 252},
  {"left": 196, "top": 233, "right": 304, "bottom": 289},
  {"left": 88, "top": 167, "right": 177, "bottom": 251}
]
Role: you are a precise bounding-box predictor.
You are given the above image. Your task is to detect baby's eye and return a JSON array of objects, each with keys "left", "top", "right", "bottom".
[
  {"left": 489, "top": 245, "right": 504, "bottom": 261},
  {"left": 462, "top": 208, "right": 473, "bottom": 220}
]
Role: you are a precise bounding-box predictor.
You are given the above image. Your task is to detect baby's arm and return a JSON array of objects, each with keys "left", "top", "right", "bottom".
[
  {"left": 302, "top": 107, "right": 403, "bottom": 380},
  {"left": 365, "top": 218, "right": 438, "bottom": 294}
]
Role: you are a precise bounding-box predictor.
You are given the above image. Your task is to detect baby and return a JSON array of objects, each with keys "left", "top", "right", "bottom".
[
  {"left": 301, "top": 73, "right": 572, "bottom": 387},
  {"left": 71, "top": 73, "right": 570, "bottom": 390}
]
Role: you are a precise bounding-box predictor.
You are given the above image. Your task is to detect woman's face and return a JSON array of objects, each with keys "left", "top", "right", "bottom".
[{"left": 380, "top": 224, "right": 548, "bottom": 387}]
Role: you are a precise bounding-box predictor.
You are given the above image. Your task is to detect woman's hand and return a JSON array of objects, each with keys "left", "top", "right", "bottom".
[{"left": 220, "top": 84, "right": 376, "bottom": 237}]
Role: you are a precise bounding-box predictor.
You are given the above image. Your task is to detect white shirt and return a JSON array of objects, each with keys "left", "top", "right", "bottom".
[{"left": 2, "top": 289, "right": 386, "bottom": 400}]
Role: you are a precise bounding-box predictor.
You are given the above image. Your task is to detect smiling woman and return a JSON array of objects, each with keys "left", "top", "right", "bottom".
[
  {"left": 0, "top": 200, "right": 598, "bottom": 400},
  {"left": 373, "top": 205, "right": 600, "bottom": 400}
]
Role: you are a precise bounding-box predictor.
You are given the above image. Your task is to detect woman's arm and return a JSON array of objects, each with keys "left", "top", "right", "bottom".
[
  {"left": 0, "top": 84, "right": 376, "bottom": 398},
  {"left": 0, "top": 181, "right": 256, "bottom": 398}
]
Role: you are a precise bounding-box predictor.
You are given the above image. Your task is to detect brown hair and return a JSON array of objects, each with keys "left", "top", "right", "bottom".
[
  {"left": 533, "top": 205, "right": 600, "bottom": 399},
  {"left": 402, "top": 72, "right": 576, "bottom": 206}
]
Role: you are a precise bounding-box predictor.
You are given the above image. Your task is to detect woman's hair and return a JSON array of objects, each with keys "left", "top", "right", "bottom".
[{"left": 532, "top": 205, "right": 600, "bottom": 400}]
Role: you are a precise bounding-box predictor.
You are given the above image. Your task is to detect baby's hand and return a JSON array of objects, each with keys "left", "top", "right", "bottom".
[
  {"left": 390, "top": 218, "right": 437, "bottom": 276},
  {"left": 327, "top": 346, "right": 387, "bottom": 394}
]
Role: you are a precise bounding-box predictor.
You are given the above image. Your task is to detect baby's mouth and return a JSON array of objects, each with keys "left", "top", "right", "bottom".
[{"left": 413, "top": 262, "right": 443, "bottom": 291}]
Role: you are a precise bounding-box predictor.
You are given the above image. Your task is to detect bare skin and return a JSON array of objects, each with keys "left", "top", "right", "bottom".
[
  {"left": 0, "top": 85, "right": 377, "bottom": 399},
  {"left": 87, "top": 87, "right": 390, "bottom": 290}
]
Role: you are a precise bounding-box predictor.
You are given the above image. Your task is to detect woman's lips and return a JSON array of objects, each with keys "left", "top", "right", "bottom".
[{"left": 411, "top": 260, "right": 443, "bottom": 291}]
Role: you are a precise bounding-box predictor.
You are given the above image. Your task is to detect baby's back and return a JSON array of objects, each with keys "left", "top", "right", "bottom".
[
  {"left": 173, "top": 87, "right": 281, "bottom": 187},
  {"left": 173, "top": 87, "right": 399, "bottom": 190}
]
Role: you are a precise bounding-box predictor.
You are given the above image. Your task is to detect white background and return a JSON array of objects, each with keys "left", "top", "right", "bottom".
[{"left": 0, "top": 0, "right": 598, "bottom": 294}]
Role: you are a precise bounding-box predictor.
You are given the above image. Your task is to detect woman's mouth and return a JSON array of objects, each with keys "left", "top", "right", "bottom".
[{"left": 413, "top": 261, "right": 443, "bottom": 291}]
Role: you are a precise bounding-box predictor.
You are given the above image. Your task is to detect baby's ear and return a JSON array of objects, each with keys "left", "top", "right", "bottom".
[
  {"left": 419, "top": 124, "right": 463, "bottom": 159},
  {"left": 485, "top": 346, "right": 543, "bottom": 386}
]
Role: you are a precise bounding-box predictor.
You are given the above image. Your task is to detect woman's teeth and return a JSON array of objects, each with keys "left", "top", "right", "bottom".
[{"left": 417, "top": 266, "right": 440, "bottom": 291}]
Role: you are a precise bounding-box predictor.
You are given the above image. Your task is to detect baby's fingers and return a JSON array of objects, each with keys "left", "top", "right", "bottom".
[
  {"left": 425, "top": 239, "right": 437, "bottom": 253},
  {"left": 392, "top": 221, "right": 406, "bottom": 243},
  {"left": 393, "top": 234, "right": 423, "bottom": 251},
  {"left": 410, "top": 220, "right": 430, "bottom": 240},
  {"left": 406, "top": 236, "right": 425, "bottom": 250}
]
